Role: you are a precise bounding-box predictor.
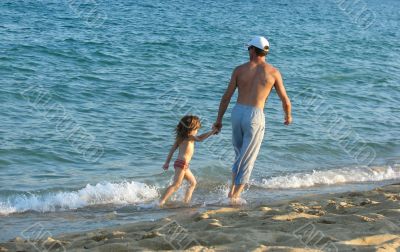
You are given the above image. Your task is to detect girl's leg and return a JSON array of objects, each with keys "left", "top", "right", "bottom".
[
  {"left": 183, "top": 169, "right": 197, "bottom": 204},
  {"left": 159, "top": 168, "right": 185, "bottom": 206}
]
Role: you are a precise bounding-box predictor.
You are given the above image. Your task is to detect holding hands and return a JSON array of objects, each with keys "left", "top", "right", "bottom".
[{"left": 212, "top": 121, "right": 222, "bottom": 134}]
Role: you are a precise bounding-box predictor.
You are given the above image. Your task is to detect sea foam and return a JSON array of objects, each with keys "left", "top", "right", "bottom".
[
  {"left": 0, "top": 181, "right": 158, "bottom": 215},
  {"left": 257, "top": 166, "right": 400, "bottom": 189}
]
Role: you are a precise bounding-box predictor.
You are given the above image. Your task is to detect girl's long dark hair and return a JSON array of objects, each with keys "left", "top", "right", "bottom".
[{"left": 175, "top": 115, "right": 201, "bottom": 142}]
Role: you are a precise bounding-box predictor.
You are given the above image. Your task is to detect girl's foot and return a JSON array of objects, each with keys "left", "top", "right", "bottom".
[{"left": 159, "top": 200, "right": 165, "bottom": 208}]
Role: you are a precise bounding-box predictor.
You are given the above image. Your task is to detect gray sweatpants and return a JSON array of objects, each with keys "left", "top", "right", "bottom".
[{"left": 231, "top": 104, "right": 265, "bottom": 185}]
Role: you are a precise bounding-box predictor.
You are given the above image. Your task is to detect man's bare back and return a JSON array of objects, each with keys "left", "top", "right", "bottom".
[
  {"left": 235, "top": 61, "right": 277, "bottom": 110},
  {"left": 216, "top": 58, "right": 291, "bottom": 126}
]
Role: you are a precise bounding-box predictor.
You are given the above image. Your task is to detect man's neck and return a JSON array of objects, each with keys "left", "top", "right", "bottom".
[{"left": 249, "top": 55, "right": 265, "bottom": 64}]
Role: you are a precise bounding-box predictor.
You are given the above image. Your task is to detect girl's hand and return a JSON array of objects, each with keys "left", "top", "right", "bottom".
[
  {"left": 163, "top": 163, "right": 169, "bottom": 170},
  {"left": 284, "top": 115, "right": 293, "bottom": 125}
]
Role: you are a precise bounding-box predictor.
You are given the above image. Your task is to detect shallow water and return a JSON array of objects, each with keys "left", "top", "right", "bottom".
[{"left": 1, "top": 0, "right": 399, "bottom": 241}]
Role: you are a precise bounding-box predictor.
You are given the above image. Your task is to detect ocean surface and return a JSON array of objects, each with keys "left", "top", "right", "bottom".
[{"left": 1, "top": 0, "right": 399, "bottom": 242}]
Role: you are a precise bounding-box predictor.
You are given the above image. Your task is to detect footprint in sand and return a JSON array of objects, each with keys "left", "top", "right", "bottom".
[
  {"left": 259, "top": 206, "right": 272, "bottom": 212},
  {"left": 207, "top": 219, "right": 223, "bottom": 228},
  {"left": 385, "top": 193, "right": 400, "bottom": 201},
  {"left": 194, "top": 212, "right": 210, "bottom": 221},
  {"left": 290, "top": 202, "right": 325, "bottom": 216},
  {"left": 318, "top": 219, "right": 336, "bottom": 224},
  {"left": 142, "top": 231, "right": 162, "bottom": 239},
  {"left": 339, "top": 201, "right": 355, "bottom": 208},
  {"left": 355, "top": 214, "right": 376, "bottom": 222},
  {"left": 272, "top": 212, "right": 320, "bottom": 221},
  {"left": 340, "top": 234, "right": 400, "bottom": 248},
  {"left": 91, "top": 234, "right": 108, "bottom": 242},
  {"left": 42, "top": 237, "right": 69, "bottom": 250},
  {"left": 238, "top": 211, "right": 249, "bottom": 217}
]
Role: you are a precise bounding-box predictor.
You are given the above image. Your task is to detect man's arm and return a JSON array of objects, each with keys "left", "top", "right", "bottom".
[
  {"left": 274, "top": 70, "right": 292, "bottom": 125},
  {"left": 214, "top": 68, "right": 238, "bottom": 132},
  {"left": 163, "top": 139, "right": 179, "bottom": 170}
]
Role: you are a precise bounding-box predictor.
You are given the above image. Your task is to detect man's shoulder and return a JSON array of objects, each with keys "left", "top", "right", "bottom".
[
  {"left": 264, "top": 63, "right": 280, "bottom": 75},
  {"left": 230, "top": 63, "right": 246, "bottom": 77},
  {"left": 234, "top": 62, "right": 279, "bottom": 74},
  {"left": 262, "top": 62, "right": 276, "bottom": 70},
  {"left": 235, "top": 62, "right": 249, "bottom": 71}
]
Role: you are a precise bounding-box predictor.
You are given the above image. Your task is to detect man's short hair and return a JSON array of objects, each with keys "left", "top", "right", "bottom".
[{"left": 250, "top": 46, "right": 268, "bottom": 57}]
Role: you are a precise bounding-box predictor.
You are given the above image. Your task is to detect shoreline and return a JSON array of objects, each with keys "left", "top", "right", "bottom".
[{"left": 1, "top": 183, "right": 400, "bottom": 251}]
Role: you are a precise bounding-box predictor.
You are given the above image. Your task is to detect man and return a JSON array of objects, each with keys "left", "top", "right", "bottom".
[{"left": 213, "top": 36, "right": 292, "bottom": 202}]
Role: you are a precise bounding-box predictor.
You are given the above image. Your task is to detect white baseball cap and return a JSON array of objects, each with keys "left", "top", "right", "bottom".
[{"left": 246, "top": 36, "right": 270, "bottom": 52}]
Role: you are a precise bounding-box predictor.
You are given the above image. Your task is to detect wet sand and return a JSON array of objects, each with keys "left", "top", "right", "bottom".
[{"left": 1, "top": 183, "right": 400, "bottom": 252}]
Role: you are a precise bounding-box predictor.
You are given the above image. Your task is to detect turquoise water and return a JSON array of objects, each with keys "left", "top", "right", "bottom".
[{"left": 1, "top": 0, "right": 399, "bottom": 241}]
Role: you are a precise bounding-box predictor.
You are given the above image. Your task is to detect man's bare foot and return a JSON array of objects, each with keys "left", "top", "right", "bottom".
[
  {"left": 228, "top": 190, "right": 233, "bottom": 198},
  {"left": 230, "top": 197, "right": 239, "bottom": 205},
  {"left": 230, "top": 197, "right": 246, "bottom": 206}
]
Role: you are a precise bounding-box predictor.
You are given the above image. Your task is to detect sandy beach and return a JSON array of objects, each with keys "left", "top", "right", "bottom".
[{"left": 1, "top": 183, "right": 399, "bottom": 252}]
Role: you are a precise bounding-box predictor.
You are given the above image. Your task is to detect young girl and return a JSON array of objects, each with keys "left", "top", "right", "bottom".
[{"left": 159, "top": 115, "right": 216, "bottom": 207}]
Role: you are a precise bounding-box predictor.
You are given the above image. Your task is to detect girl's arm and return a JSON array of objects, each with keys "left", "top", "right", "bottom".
[
  {"left": 190, "top": 129, "right": 217, "bottom": 142},
  {"left": 163, "top": 139, "right": 179, "bottom": 170}
]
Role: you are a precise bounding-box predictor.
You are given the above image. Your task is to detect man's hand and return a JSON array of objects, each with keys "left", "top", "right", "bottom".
[
  {"left": 213, "top": 122, "right": 222, "bottom": 134},
  {"left": 284, "top": 115, "right": 293, "bottom": 125},
  {"left": 211, "top": 127, "right": 219, "bottom": 135},
  {"left": 274, "top": 70, "right": 292, "bottom": 126},
  {"left": 162, "top": 163, "right": 169, "bottom": 170}
]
